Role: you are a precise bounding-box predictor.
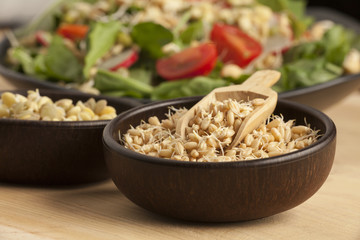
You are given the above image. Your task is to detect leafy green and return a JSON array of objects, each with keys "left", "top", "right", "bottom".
[
  {"left": 225, "top": 74, "right": 251, "bottom": 85},
  {"left": 276, "top": 25, "right": 353, "bottom": 91},
  {"left": 151, "top": 77, "right": 229, "bottom": 100},
  {"left": 257, "top": 0, "right": 288, "bottom": 12},
  {"left": 284, "top": 24, "right": 352, "bottom": 65},
  {"left": 131, "top": 22, "right": 173, "bottom": 59},
  {"left": 94, "top": 69, "right": 153, "bottom": 98},
  {"left": 277, "top": 58, "right": 343, "bottom": 91},
  {"left": 84, "top": 21, "right": 121, "bottom": 77},
  {"left": 322, "top": 25, "right": 352, "bottom": 66},
  {"left": 288, "top": 14, "right": 313, "bottom": 39},
  {"left": 257, "top": 0, "right": 313, "bottom": 39},
  {"left": 9, "top": 37, "right": 82, "bottom": 82},
  {"left": 43, "top": 35, "right": 82, "bottom": 82},
  {"left": 10, "top": 47, "right": 35, "bottom": 75},
  {"left": 283, "top": 41, "right": 321, "bottom": 62},
  {"left": 287, "top": 0, "right": 306, "bottom": 19},
  {"left": 33, "top": 54, "right": 48, "bottom": 79},
  {"left": 129, "top": 68, "right": 152, "bottom": 85},
  {"left": 257, "top": 0, "right": 307, "bottom": 17},
  {"left": 100, "top": 90, "right": 144, "bottom": 98},
  {"left": 173, "top": 10, "right": 192, "bottom": 38},
  {"left": 207, "top": 61, "right": 223, "bottom": 79},
  {"left": 180, "top": 20, "right": 205, "bottom": 45}
]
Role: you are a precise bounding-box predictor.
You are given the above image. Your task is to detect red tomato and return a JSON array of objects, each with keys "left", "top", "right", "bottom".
[
  {"left": 210, "top": 23, "right": 262, "bottom": 68},
  {"left": 99, "top": 48, "right": 139, "bottom": 71},
  {"left": 35, "top": 31, "right": 51, "bottom": 46},
  {"left": 156, "top": 43, "right": 217, "bottom": 81},
  {"left": 57, "top": 24, "right": 89, "bottom": 41}
]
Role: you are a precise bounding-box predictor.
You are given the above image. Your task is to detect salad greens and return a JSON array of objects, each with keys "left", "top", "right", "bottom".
[
  {"left": 84, "top": 21, "right": 122, "bottom": 78},
  {"left": 44, "top": 36, "right": 83, "bottom": 82},
  {"left": 10, "top": 47, "right": 36, "bottom": 76},
  {"left": 151, "top": 76, "right": 229, "bottom": 100},
  {"left": 4, "top": 0, "right": 360, "bottom": 100},
  {"left": 276, "top": 24, "right": 353, "bottom": 90},
  {"left": 258, "top": 0, "right": 313, "bottom": 38},
  {"left": 131, "top": 22, "right": 174, "bottom": 59},
  {"left": 180, "top": 20, "right": 205, "bottom": 45},
  {"left": 94, "top": 69, "right": 153, "bottom": 98}
]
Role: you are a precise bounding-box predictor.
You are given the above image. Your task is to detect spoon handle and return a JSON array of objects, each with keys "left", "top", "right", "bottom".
[{"left": 214, "top": 70, "right": 280, "bottom": 94}]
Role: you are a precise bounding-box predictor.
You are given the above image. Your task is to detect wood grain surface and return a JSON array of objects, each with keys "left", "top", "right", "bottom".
[
  {"left": 0, "top": 74, "right": 15, "bottom": 90},
  {"left": 0, "top": 74, "right": 359, "bottom": 239}
]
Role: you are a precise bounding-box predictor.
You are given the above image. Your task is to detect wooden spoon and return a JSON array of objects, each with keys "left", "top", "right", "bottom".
[{"left": 175, "top": 69, "right": 281, "bottom": 149}]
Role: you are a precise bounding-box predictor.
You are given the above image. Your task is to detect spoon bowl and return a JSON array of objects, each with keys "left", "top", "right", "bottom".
[{"left": 175, "top": 70, "right": 281, "bottom": 148}]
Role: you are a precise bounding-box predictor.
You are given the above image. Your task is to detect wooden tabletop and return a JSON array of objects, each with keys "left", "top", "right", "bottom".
[{"left": 0, "top": 74, "right": 360, "bottom": 239}]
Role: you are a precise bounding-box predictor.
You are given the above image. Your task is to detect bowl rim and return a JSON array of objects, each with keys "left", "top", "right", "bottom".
[
  {"left": 103, "top": 97, "right": 337, "bottom": 169},
  {"left": 0, "top": 116, "right": 110, "bottom": 127},
  {"left": 278, "top": 72, "right": 360, "bottom": 99}
]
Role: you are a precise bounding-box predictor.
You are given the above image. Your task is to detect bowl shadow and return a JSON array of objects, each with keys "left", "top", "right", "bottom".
[{"left": 42, "top": 180, "right": 294, "bottom": 228}]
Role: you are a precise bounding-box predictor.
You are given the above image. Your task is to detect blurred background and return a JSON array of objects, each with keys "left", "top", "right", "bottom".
[
  {"left": 308, "top": 0, "right": 360, "bottom": 21},
  {"left": 0, "top": 0, "right": 56, "bottom": 28},
  {"left": 0, "top": 0, "right": 359, "bottom": 28}
]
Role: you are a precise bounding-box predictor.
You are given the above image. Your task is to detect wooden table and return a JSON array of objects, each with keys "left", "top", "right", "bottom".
[{"left": 0, "top": 74, "right": 360, "bottom": 240}]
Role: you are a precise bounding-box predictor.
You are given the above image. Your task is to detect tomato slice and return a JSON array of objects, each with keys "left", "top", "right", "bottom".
[
  {"left": 210, "top": 23, "right": 262, "bottom": 68},
  {"left": 99, "top": 48, "right": 139, "bottom": 71},
  {"left": 156, "top": 43, "right": 217, "bottom": 81},
  {"left": 56, "top": 24, "right": 89, "bottom": 41},
  {"left": 35, "top": 31, "right": 52, "bottom": 46}
]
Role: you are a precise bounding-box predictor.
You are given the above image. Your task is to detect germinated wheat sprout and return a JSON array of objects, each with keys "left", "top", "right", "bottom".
[{"left": 121, "top": 98, "right": 319, "bottom": 162}]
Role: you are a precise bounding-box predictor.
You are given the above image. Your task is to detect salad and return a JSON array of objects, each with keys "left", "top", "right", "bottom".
[{"left": 4, "top": 0, "right": 360, "bottom": 100}]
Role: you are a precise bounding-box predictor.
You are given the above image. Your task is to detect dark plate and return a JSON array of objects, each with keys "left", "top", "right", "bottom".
[{"left": 1, "top": 7, "right": 360, "bottom": 110}]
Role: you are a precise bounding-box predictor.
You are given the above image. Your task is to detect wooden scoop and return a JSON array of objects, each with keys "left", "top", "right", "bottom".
[{"left": 175, "top": 70, "right": 281, "bottom": 149}]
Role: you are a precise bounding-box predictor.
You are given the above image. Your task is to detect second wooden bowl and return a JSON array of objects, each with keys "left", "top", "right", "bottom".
[{"left": 0, "top": 89, "right": 140, "bottom": 186}]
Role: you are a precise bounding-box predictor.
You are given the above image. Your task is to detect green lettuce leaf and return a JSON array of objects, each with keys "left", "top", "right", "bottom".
[
  {"left": 94, "top": 69, "right": 153, "bottom": 98},
  {"left": 277, "top": 57, "right": 343, "bottom": 91},
  {"left": 131, "top": 22, "right": 173, "bottom": 59},
  {"left": 44, "top": 35, "right": 82, "bottom": 82},
  {"left": 180, "top": 20, "right": 205, "bottom": 45},
  {"left": 257, "top": 0, "right": 288, "bottom": 12},
  {"left": 276, "top": 24, "right": 355, "bottom": 91},
  {"left": 9, "top": 47, "right": 35, "bottom": 76},
  {"left": 129, "top": 68, "right": 152, "bottom": 85},
  {"left": 284, "top": 24, "right": 353, "bottom": 66},
  {"left": 151, "top": 77, "right": 229, "bottom": 100},
  {"left": 322, "top": 25, "right": 352, "bottom": 66},
  {"left": 84, "top": 21, "right": 121, "bottom": 78}
]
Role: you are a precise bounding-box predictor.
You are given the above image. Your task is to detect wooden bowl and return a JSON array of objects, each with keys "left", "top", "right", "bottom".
[
  {"left": 103, "top": 96, "right": 337, "bottom": 222},
  {"left": 0, "top": 89, "right": 140, "bottom": 186}
]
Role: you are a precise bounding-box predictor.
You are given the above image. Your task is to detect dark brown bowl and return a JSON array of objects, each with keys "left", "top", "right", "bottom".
[
  {"left": 0, "top": 89, "right": 140, "bottom": 186},
  {"left": 103, "top": 96, "right": 336, "bottom": 222}
]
